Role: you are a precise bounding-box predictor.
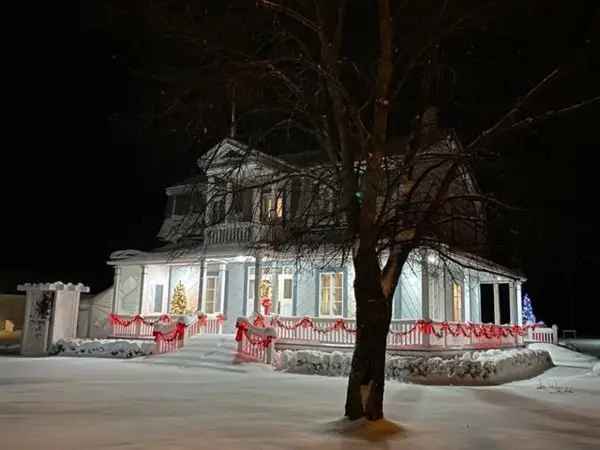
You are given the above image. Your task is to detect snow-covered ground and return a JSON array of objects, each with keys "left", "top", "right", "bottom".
[
  {"left": 1, "top": 335, "right": 599, "bottom": 450},
  {"left": 528, "top": 342, "right": 598, "bottom": 369},
  {"left": 560, "top": 339, "right": 600, "bottom": 358}
]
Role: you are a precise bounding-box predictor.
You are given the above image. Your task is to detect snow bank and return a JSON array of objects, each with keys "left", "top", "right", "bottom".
[
  {"left": 592, "top": 362, "right": 600, "bottom": 376},
  {"left": 276, "top": 348, "right": 553, "bottom": 385},
  {"left": 50, "top": 338, "right": 155, "bottom": 359},
  {"left": 0, "top": 343, "right": 19, "bottom": 352},
  {"left": 528, "top": 342, "right": 598, "bottom": 369}
]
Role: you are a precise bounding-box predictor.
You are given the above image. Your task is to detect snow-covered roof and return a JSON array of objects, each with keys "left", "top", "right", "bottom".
[{"left": 17, "top": 282, "right": 90, "bottom": 293}]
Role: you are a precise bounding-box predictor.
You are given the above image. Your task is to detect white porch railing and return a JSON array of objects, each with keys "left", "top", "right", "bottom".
[
  {"left": 204, "top": 222, "right": 256, "bottom": 245},
  {"left": 235, "top": 317, "right": 277, "bottom": 364},
  {"left": 265, "top": 315, "right": 534, "bottom": 351},
  {"left": 526, "top": 325, "right": 558, "bottom": 344},
  {"left": 109, "top": 313, "right": 224, "bottom": 340}
]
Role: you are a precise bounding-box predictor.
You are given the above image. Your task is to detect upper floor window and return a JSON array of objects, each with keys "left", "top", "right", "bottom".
[
  {"left": 211, "top": 197, "right": 226, "bottom": 224},
  {"left": 174, "top": 194, "right": 191, "bottom": 215},
  {"left": 169, "top": 191, "right": 205, "bottom": 217},
  {"left": 261, "top": 190, "right": 285, "bottom": 222}
]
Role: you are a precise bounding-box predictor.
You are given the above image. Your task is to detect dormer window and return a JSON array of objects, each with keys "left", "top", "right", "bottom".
[
  {"left": 261, "top": 190, "right": 285, "bottom": 222},
  {"left": 166, "top": 190, "right": 205, "bottom": 218},
  {"left": 174, "top": 193, "right": 191, "bottom": 216}
]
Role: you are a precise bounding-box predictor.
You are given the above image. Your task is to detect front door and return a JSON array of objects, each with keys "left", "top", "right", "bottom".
[{"left": 278, "top": 274, "right": 293, "bottom": 316}]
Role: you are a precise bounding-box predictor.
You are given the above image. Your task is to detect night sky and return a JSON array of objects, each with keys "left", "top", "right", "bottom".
[{"left": 1, "top": 1, "right": 597, "bottom": 335}]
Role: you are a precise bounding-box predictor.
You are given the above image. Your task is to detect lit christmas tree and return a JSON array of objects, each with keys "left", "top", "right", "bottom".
[
  {"left": 170, "top": 281, "right": 188, "bottom": 314},
  {"left": 522, "top": 293, "right": 537, "bottom": 324}
]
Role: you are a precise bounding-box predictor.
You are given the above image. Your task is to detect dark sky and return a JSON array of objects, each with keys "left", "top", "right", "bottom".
[{"left": 1, "top": 1, "right": 596, "bottom": 335}]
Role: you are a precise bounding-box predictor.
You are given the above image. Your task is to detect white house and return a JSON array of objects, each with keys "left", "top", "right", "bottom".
[{"left": 105, "top": 138, "right": 526, "bottom": 335}]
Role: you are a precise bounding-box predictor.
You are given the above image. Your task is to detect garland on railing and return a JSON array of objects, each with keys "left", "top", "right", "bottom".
[
  {"left": 197, "top": 313, "right": 226, "bottom": 326},
  {"left": 153, "top": 322, "right": 187, "bottom": 342},
  {"left": 270, "top": 316, "right": 541, "bottom": 340},
  {"left": 110, "top": 313, "right": 225, "bottom": 329},
  {"left": 109, "top": 313, "right": 171, "bottom": 327},
  {"left": 235, "top": 320, "right": 274, "bottom": 348}
]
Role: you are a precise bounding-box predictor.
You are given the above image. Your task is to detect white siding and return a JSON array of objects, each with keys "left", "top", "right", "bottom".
[{"left": 399, "top": 259, "right": 422, "bottom": 319}]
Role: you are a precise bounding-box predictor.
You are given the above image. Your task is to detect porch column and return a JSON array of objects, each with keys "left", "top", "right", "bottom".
[
  {"left": 219, "top": 263, "right": 227, "bottom": 314},
  {"left": 464, "top": 270, "right": 471, "bottom": 322},
  {"left": 516, "top": 283, "right": 523, "bottom": 325},
  {"left": 111, "top": 266, "right": 121, "bottom": 313},
  {"left": 254, "top": 253, "right": 262, "bottom": 314},
  {"left": 493, "top": 283, "right": 500, "bottom": 325},
  {"left": 509, "top": 281, "right": 516, "bottom": 324},
  {"left": 200, "top": 262, "right": 208, "bottom": 313},
  {"left": 198, "top": 257, "right": 206, "bottom": 312},
  {"left": 421, "top": 250, "right": 430, "bottom": 320},
  {"left": 138, "top": 265, "right": 148, "bottom": 314},
  {"left": 167, "top": 266, "right": 173, "bottom": 313}
]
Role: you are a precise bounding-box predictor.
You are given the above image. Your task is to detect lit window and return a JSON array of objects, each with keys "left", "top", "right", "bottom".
[
  {"left": 153, "top": 284, "right": 164, "bottom": 313},
  {"left": 452, "top": 282, "right": 462, "bottom": 321},
  {"left": 275, "top": 196, "right": 284, "bottom": 218},
  {"left": 205, "top": 276, "right": 218, "bottom": 314},
  {"left": 320, "top": 272, "right": 343, "bottom": 316}
]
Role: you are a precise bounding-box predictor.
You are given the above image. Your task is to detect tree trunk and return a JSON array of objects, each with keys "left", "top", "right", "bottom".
[{"left": 345, "top": 252, "right": 393, "bottom": 420}]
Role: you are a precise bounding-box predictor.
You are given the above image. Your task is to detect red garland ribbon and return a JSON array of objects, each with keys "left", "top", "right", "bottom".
[
  {"left": 235, "top": 320, "right": 273, "bottom": 348},
  {"left": 260, "top": 297, "right": 272, "bottom": 315},
  {"left": 235, "top": 319, "right": 248, "bottom": 342},
  {"left": 270, "top": 317, "right": 541, "bottom": 340},
  {"left": 109, "top": 313, "right": 172, "bottom": 328},
  {"left": 196, "top": 313, "right": 225, "bottom": 327},
  {"left": 153, "top": 322, "right": 186, "bottom": 343},
  {"left": 253, "top": 314, "right": 267, "bottom": 328}
]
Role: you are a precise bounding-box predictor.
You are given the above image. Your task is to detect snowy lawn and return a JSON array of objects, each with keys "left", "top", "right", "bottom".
[{"left": 1, "top": 348, "right": 599, "bottom": 450}]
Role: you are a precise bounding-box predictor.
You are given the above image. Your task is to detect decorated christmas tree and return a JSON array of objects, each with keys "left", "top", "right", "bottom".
[
  {"left": 170, "top": 281, "right": 188, "bottom": 314},
  {"left": 522, "top": 293, "right": 537, "bottom": 324}
]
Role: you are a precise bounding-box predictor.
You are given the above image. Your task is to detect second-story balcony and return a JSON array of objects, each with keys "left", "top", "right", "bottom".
[{"left": 203, "top": 221, "right": 257, "bottom": 246}]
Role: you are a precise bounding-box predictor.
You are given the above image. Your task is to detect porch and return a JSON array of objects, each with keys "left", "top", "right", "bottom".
[{"left": 235, "top": 314, "right": 556, "bottom": 364}]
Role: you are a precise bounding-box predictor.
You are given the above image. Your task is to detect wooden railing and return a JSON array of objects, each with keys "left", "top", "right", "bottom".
[{"left": 266, "top": 315, "right": 530, "bottom": 351}]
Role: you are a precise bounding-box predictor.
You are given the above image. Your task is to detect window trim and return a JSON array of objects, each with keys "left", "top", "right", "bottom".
[
  {"left": 452, "top": 281, "right": 463, "bottom": 322},
  {"left": 318, "top": 271, "right": 344, "bottom": 317},
  {"left": 152, "top": 284, "right": 165, "bottom": 314},
  {"left": 203, "top": 275, "right": 219, "bottom": 314}
]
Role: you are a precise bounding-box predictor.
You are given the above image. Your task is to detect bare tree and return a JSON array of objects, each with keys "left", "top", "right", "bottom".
[{"left": 103, "top": 0, "right": 597, "bottom": 421}]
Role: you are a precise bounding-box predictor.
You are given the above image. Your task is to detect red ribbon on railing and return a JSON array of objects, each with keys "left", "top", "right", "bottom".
[
  {"left": 153, "top": 322, "right": 186, "bottom": 342},
  {"left": 271, "top": 317, "right": 541, "bottom": 340},
  {"left": 235, "top": 319, "right": 248, "bottom": 342},
  {"left": 235, "top": 319, "right": 273, "bottom": 348},
  {"left": 109, "top": 313, "right": 172, "bottom": 327},
  {"left": 253, "top": 314, "right": 267, "bottom": 328}
]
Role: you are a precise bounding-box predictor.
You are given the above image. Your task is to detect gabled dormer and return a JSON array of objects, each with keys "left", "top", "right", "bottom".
[{"left": 157, "top": 138, "right": 299, "bottom": 244}]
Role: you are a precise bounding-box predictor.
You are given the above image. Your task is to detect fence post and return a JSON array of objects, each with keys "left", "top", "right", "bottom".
[
  {"left": 552, "top": 324, "right": 558, "bottom": 344},
  {"left": 266, "top": 339, "right": 273, "bottom": 365},
  {"left": 422, "top": 324, "right": 430, "bottom": 349}
]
